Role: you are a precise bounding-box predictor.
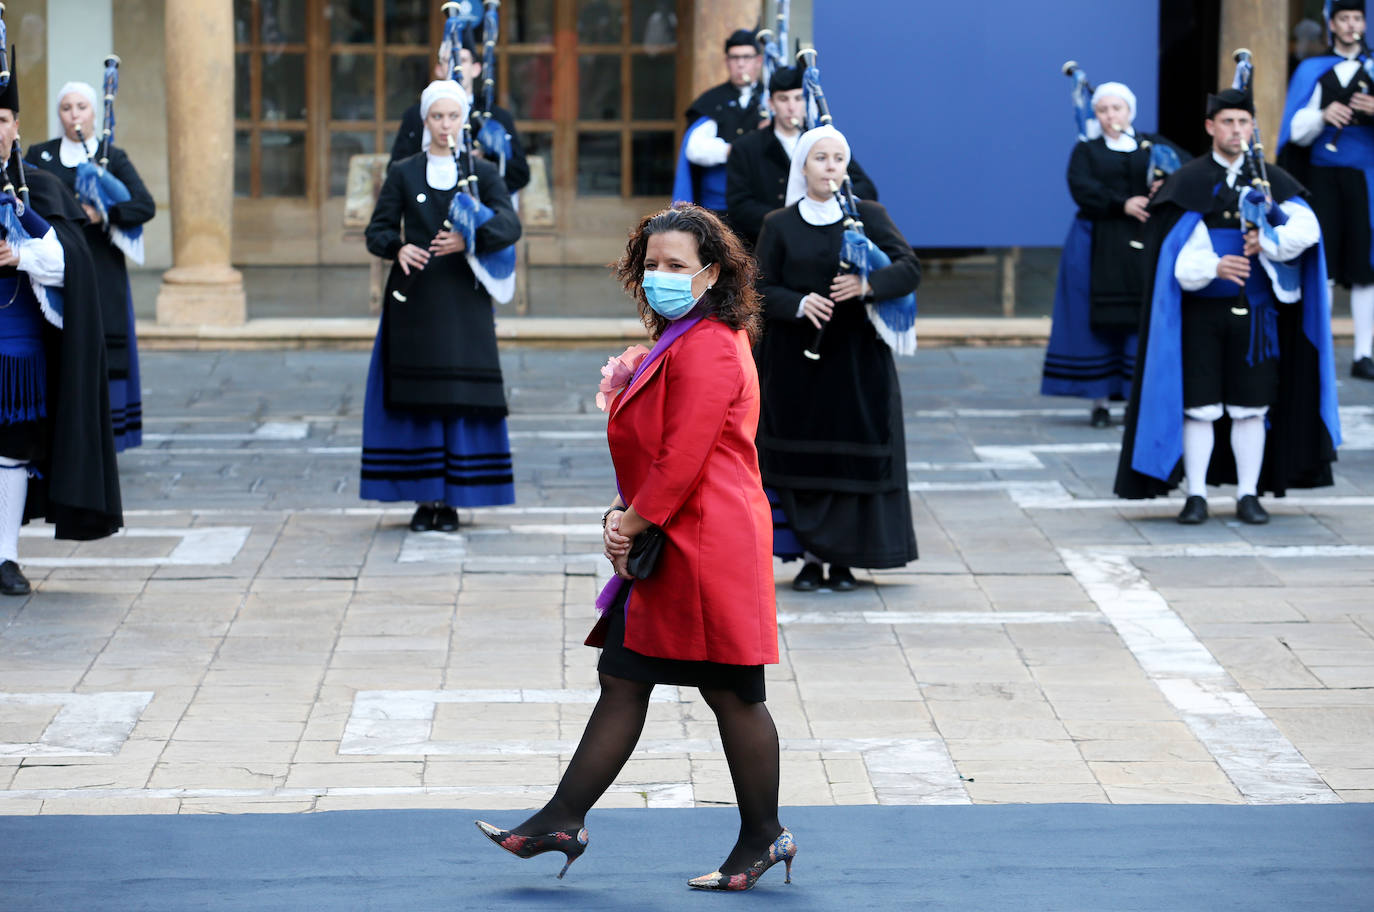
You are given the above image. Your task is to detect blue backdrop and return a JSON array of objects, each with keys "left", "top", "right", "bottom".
[{"left": 813, "top": 0, "right": 1161, "bottom": 247}]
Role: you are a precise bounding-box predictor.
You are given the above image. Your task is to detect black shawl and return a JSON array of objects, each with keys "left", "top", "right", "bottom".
[
  {"left": 20, "top": 167, "right": 122, "bottom": 539},
  {"left": 364, "top": 153, "right": 522, "bottom": 416}
]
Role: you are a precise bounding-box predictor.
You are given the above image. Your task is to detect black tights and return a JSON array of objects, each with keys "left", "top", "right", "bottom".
[{"left": 514, "top": 672, "right": 782, "bottom": 874}]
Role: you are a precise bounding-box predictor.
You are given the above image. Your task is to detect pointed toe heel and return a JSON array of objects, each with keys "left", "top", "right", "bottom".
[
  {"left": 474, "top": 819, "right": 588, "bottom": 879},
  {"left": 688, "top": 828, "right": 797, "bottom": 892}
]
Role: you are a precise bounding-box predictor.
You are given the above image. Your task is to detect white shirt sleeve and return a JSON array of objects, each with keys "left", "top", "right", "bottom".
[
  {"left": 1289, "top": 85, "right": 1326, "bottom": 148},
  {"left": 684, "top": 118, "right": 730, "bottom": 167},
  {"left": 1175, "top": 220, "right": 1221, "bottom": 291},
  {"left": 13, "top": 227, "right": 65, "bottom": 288},
  {"left": 1258, "top": 200, "right": 1321, "bottom": 262}
]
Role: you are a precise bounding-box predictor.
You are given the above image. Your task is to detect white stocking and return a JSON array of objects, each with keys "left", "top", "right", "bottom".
[
  {"left": 1182, "top": 418, "right": 1215, "bottom": 498},
  {"left": 1352, "top": 284, "right": 1374, "bottom": 361},
  {"left": 0, "top": 459, "right": 28, "bottom": 563},
  {"left": 1231, "top": 416, "right": 1266, "bottom": 499}
]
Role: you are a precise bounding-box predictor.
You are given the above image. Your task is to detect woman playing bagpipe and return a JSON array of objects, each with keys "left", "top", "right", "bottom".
[
  {"left": 361, "top": 80, "right": 521, "bottom": 531},
  {"left": 1041, "top": 68, "right": 1189, "bottom": 427},
  {"left": 753, "top": 123, "right": 920, "bottom": 592},
  {"left": 0, "top": 54, "right": 121, "bottom": 596},
  {"left": 27, "top": 61, "right": 153, "bottom": 452}
]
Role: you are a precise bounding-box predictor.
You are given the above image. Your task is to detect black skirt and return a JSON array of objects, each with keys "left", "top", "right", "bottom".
[{"left": 597, "top": 586, "right": 766, "bottom": 704}]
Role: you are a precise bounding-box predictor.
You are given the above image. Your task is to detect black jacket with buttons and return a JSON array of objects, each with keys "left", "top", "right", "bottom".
[{"left": 725, "top": 127, "right": 879, "bottom": 247}]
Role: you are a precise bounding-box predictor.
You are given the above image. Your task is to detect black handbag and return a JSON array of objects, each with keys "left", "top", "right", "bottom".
[{"left": 624, "top": 525, "right": 666, "bottom": 579}]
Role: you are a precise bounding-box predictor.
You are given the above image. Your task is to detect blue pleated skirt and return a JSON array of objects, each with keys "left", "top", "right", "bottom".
[
  {"left": 359, "top": 329, "right": 515, "bottom": 508},
  {"left": 1041, "top": 218, "right": 1138, "bottom": 401},
  {"left": 109, "top": 280, "right": 142, "bottom": 452}
]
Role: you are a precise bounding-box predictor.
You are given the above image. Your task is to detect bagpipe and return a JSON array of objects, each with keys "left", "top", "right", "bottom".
[
  {"left": 1061, "top": 61, "right": 1100, "bottom": 142},
  {"left": 473, "top": 1, "right": 513, "bottom": 177},
  {"left": 1326, "top": 27, "right": 1371, "bottom": 154},
  {"left": 796, "top": 47, "right": 916, "bottom": 360},
  {"left": 73, "top": 55, "right": 144, "bottom": 264},
  {"left": 393, "top": 1, "right": 515, "bottom": 305},
  {"left": 1232, "top": 48, "right": 1301, "bottom": 298},
  {"left": 754, "top": 0, "right": 790, "bottom": 121}
]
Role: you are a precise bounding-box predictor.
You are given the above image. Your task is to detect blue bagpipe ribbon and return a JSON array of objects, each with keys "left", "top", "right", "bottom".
[
  {"left": 448, "top": 187, "right": 516, "bottom": 304},
  {"left": 841, "top": 224, "right": 917, "bottom": 355},
  {"left": 474, "top": 2, "right": 511, "bottom": 176},
  {"left": 74, "top": 161, "right": 144, "bottom": 264},
  {"left": 1148, "top": 142, "right": 1182, "bottom": 181},
  {"left": 1070, "top": 68, "right": 1097, "bottom": 142},
  {"left": 1241, "top": 189, "right": 1301, "bottom": 299}
]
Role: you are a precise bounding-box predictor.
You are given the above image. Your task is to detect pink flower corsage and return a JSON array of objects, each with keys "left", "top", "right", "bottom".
[{"left": 596, "top": 344, "right": 650, "bottom": 412}]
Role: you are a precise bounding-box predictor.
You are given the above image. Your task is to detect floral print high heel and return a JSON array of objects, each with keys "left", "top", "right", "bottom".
[
  {"left": 687, "top": 828, "right": 797, "bottom": 892},
  {"left": 474, "top": 819, "right": 589, "bottom": 879}
]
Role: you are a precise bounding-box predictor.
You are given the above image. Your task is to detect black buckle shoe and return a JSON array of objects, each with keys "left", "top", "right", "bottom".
[
  {"left": 1177, "top": 496, "right": 1208, "bottom": 525},
  {"left": 433, "top": 506, "right": 459, "bottom": 532},
  {"left": 409, "top": 504, "right": 436, "bottom": 532},
  {"left": 1090, "top": 406, "right": 1111, "bottom": 428},
  {"left": 1353, "top": 357, "right": 1374, "bottom": 381},
  {"left": 792, "top": 562, "right": 824, "bottom": 592},
  {"left": 1236, "top": 494, "right": 1270, "bottom": 525},
  {"left": 827, "top": 565, "right": 858, "bottom": 591},
  {"left": 0, "top": 559, "right": 31, "bottom": 596}
]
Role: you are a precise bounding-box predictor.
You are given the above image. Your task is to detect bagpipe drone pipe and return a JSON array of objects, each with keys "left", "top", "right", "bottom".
[
  {"left": 797, "top": 47, "right": 916, "bottom": 360},
  {"left": 1061, "top": 60, "right": 1099, "bottom": 142},
  {"left": 1233, "top": 48, "right": 1301, "bottom": 300},
  {"left": 754, "top": 0, "right": 791, "bottom": 121},
  {"left": 72, "top": 56, "right": 143, "bottom": 264},
  {"left": 473, "top": 1, "right": 513, "bottom": 177},
  {"left": 389, "top": 0, "right": 515, "bottom": 306}
]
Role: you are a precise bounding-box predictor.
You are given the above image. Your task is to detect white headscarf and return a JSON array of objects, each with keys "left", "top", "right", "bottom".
[
  {"left": 57, "top": 81, "right": 99, "bottom": 113},
  {"left": 419, "top": 80, "right": 470, "bottom": 152},
  {"left": 1091, "top": 82, "right": 1137, "bottom": 124},
  {"left": 784, "top": 125, "right": 853, "bottom": 207}
]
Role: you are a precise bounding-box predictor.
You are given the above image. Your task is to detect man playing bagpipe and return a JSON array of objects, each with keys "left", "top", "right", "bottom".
[
  {"left": 1279, "top": 0, "right": 1374, "bottom": 378},
  {"left": 672, "top": 29, "right": 765, "bottom": 214},
  {"left": 725, "top": 66, "right": 879, "bottom": 248},
  {"left": 389, "top": 36, "right": 530, "bottom": 198},
  {"left": 0, "top": 62, "right": 121, "bottom": 595},
  {"left": 1115, "top": 89, "right": 1339, "bottom": 526}
]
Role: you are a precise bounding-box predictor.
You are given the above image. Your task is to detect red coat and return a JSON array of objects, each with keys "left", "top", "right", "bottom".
[{"left": 594, "top": 318, "right": 777, "bottom": 666}]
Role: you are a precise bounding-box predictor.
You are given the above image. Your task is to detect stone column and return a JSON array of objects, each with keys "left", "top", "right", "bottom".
[
  {"left": 1218, "top": 0, "right": 1288, "bottom": 149},
  {"left": 156, "top": 0, "right": 244, "bottom": 325},
  {"left": 690, "top": 0, "right": 760, "bottom": 99}
]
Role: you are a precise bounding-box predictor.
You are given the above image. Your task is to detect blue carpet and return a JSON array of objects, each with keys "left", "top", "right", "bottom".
[{"left": 2, "top": 804, "right": 1372, "bottom": 911}]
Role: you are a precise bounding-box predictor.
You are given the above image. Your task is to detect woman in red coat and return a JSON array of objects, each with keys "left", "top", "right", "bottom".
[{"left": 475, "top": 205, "right": 794, "bottom": 892}]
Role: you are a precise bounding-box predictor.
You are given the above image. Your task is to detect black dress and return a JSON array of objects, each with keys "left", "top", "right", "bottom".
[
  {"left": 597, "top": 585, "right": 765, "bottom": 703},
  {"left": 753, "top": 201, "right": 921, "bottom": 569}
]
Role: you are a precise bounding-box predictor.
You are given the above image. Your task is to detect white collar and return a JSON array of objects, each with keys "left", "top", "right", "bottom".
[
  {"left": 58, "top": 135, "right": 98, "bottom": 168},
  {"left": 1212, "top": 149, "right": 1243, "bottom": 173},
  {"left": 1102, "top": 128, "right": 1138, "bottom": 153},
  {"left": 425, "top": 151, "right": 457, "bottom": 191},
  {"left": 798, "top": 195, "right": 842, "bottom": 226}
]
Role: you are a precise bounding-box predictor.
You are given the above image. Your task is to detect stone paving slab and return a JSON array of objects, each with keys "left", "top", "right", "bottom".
[{"left": 1, "top": 348, "right": 1373, "bottom": 812}]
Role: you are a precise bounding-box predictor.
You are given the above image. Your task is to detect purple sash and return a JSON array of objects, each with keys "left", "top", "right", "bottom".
[{"left": 594, "top": 311, "right": 705, "bottom": 616}]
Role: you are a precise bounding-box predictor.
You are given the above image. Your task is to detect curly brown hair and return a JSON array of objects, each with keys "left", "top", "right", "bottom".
[{"left": 612, "top": 203, "right": 762, "bottom": 344}]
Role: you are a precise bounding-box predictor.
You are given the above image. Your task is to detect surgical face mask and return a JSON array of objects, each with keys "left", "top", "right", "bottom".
[{"left": 641, "top": 263, "right": 713, "bottom": 320}]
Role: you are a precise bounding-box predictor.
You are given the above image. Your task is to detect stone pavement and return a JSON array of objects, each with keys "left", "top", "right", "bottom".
[{"left": 1, "top": 345, "right": 1372, "bottom": 816}]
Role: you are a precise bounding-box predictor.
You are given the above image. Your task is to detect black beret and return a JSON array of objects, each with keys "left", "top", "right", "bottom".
[
  {"left": 769, "top": 66, "right": 803, "bottom": 94},
  {"left": 724, "top": 29, "right": 757, "bottom": 52},
  {"left": 1206, "top": 88, "right": 1255, "bottom": 118},
  {"left": 1329, "top": 1, "right": 1365, "bottom": 16}
]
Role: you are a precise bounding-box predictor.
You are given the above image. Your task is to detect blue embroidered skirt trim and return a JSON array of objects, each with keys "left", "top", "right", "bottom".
[
  {"left": 0, "top": 277, "right": 47, "bottom": 426},
  {"left": 1041, "top": 218, "right": 1138, "bottom": 400},
  {"left": 359, "top": 330, "right": 515, "bottom": 508},
  {"left": 109, "top": 280, "right": 142, "bottom": 451}
]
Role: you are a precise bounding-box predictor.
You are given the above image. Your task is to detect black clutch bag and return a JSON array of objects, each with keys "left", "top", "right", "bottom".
[{"left": 624, "top": 525, "right": 665, "bottom": 579}]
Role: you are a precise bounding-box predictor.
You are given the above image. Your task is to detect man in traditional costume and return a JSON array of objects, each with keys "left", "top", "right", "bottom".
[
  {"left": 0, "top": 64, "right": 121, "bottom": 594},
  {"left": 1279, "top": 0, "right": 1374, "bottom": 377},
  {"left": 1115, "top": 89, "right": 1340, "bottom": 525},
  {"left": 725, "top": 66, "right": 878, "bottom": 248},
  {"left": 672, "top": 29, "right": 764, "bottom": 215}
]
